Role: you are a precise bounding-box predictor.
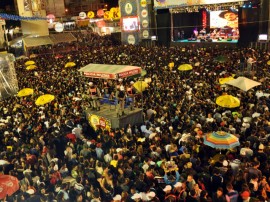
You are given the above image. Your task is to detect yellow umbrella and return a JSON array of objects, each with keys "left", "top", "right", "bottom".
[
  {"left": 25, "top": 61, "right": 35, "bottom": 66},
  {"left": 65, "top": 62, "right": 76, "bottom": 68},
  {"left": 17, "top": 88, "right": 34, "bottom": 97},
  {"left": 35, "top": 94, "right": 55, "bottom": 106},
  {"left": 168, "top": 62, "right": 174, "bottom": 69},
  {"left": 26, "top": 65, "right": 37, "bottom": 70},
  {"left": 267, "top": 60, "right": 270, "bottom": 65},
  {"left": 219, "top": 77, "right": 235, "bottom": 84},
  {"left": 216, "top": 94, "right": 240, "bottom": 108},
  {"left": 178, "top": 64, "right": 193, "bottom": 71},
  {"left": 133, "top": 81, "right": 148, "bottom": 93}
]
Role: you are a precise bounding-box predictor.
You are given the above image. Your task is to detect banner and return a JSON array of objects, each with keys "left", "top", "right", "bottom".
[
  {"left": 154, "top": 0, "right": 245, "bottom": 8},
  {"left": 88, "top": 114, "right": 111, "bottom": 131}
]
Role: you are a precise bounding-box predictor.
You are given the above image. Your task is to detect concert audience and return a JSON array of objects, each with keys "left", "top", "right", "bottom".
[{"left": 0, "top": 32, "right": 270, "bottom": 202}]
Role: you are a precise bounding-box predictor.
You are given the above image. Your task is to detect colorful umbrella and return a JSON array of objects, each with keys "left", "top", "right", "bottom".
[
  {"left": 219, "top": 77, "right": 235, "bottom": 85},
  {"left": 178, "top": 64, "right": 193, "bottom": 71},
  {"left": 216, "top": 94, "right": 240, "bottom": 108},
  {"left": 225, "top": 76, "right": 261, "bottom": 91},
  {"left": 133, "top": 81, "right": 148, "bottom": 93},
  {"left": 25, "top": 61, "right": 35, "bottom": 66},
  {"left": 35, "top": 94, "right": 55, "bottom": 106},
  {"left": 65, "top": 62, "right": 76, "bottom": 68},
  {"left": 26, "top": 65, "right": 37, "bottom": 70},
  {"left": 0, "top": 175, "right": 20, "bottom": 199},
  {"left": 17, "top": 88, "right": 34, "bottom": 97},
  {"left": 204, "top": 131, "right": 240, "bottom": 149}
]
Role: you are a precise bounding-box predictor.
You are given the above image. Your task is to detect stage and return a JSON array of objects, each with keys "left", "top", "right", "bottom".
[
  {"left": 171, "top": 38, "right": 238, "bottom": 48},
  {"left": 86, "top": 105, "right": 144, "bottom": 130}
]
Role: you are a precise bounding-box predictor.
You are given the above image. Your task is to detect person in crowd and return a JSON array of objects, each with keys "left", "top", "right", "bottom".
[
  {"left": 212, "top": 187, "right": 226, "bottom": 202},
  {"left": 225, "top": 183, "right": 239, "bottom": 202}
]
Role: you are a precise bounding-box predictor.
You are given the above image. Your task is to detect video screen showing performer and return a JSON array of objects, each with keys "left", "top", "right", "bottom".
[{"left": 210, "top": 9, "right": 239, "bottom": 40}]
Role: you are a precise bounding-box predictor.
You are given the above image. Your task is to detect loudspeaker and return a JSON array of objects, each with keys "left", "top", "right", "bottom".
[
  {"left": 200, "top": 39, "right": 205, "bottom": 42},
  {"left": 207, "top": 38, "right": 212, "bottom": 42}
]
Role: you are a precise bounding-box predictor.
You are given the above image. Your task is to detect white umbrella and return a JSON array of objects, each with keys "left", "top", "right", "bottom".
[
  {"left": 0, "top": 160, "right": 9, "bottom": 165},
  {"left": 252, "top": 112, "right": 261, "bottom": 118},
  {"left": 225, "top": 76, "right": 261, "bottom": 91}
]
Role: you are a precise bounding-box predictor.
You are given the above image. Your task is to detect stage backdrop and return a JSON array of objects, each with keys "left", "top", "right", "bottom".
[
  {"left": 238, "top": 7, "right": 259, "bottom": 46},
  {"left": 156, "top": 9, "right": 171, "bottom": 46},
  {"left": 172, "top": 11, "right": 202, "bottom": 41}
]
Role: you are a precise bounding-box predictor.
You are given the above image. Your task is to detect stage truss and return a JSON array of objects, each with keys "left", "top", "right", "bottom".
[
  {"left": 0, "top": 53, "right": 18, "bottom": 100},
  {"left": 170, "top": 1, "right": 245, "bottom": 13}
]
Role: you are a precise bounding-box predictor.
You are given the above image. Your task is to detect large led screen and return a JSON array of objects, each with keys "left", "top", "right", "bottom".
[
  {"left": 210, "top": 9, "right": 238, "bottom": 29},
  {"left": 122, "top": 16, "right": 139, "bottom": 32}
]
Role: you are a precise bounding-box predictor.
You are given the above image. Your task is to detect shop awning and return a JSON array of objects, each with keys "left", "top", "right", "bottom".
[
  {"left": 78, "top": 64, "right": 142, "bottom": 79},
  {"left": 23, "top": 36, "right": 53, "bottom": 48},
  {"left": 50, "top": 33, "right": 77, "bottom": 44}
]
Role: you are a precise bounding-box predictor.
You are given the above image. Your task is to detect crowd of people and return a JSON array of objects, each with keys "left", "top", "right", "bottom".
[{"left": 0, "top": 32, "right": 270, "bottom": 202}]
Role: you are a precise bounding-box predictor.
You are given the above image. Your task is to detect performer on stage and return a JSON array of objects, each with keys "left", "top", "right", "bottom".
[
  {"left": 89, "top": 82, "right": 101, "bottom": 111},
  {"left": 116, "top": 85, "right": 126, "bottom": 117},
  {"left": 199, "top": 28, "right": 206, "bottom": 35},
  {"left": 193, "top": 28, "right": 198, "bottom": 39},
  {"left": 126, "top": 81, "right": 136, "bottom": 110}
]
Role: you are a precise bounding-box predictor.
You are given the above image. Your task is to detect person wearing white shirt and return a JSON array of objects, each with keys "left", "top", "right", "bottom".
[{"left": 206, "top": 113, "right": 214, "bottom": 123}]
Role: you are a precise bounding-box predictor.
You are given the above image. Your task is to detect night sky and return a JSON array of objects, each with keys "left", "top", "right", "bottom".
[
  {"left": 0, "top": 0, "right": 14, "bottom": 10},
  {"left": 105, "top": 0, "right": 119, "bottom": 8}
]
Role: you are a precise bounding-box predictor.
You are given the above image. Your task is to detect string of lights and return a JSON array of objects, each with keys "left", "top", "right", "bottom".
[{"left": 0, "top": 13, "right": 47, "bottom": 21}]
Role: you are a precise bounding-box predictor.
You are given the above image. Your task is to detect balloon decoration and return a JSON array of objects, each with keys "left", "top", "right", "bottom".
[
  {"left": 87, "top": 11, "right": 95, "bottom": 19},
  {"left": 46, "top": 14, "right": 55, "bottom": 23},
  {"left": 110, "top": 7, "right": 121, "bottom": 20},
  {"left": 77, "top": 7, "right": 121, "bottom": 21},
  {"left": 103, "top": 7, "right": 121, "bottom": 20},
  {"left": 97, "top": 9, "right": 105, "bottom": 17},
  {"left": 104, "top": 11, "right": 110, "bottom": 20},
  {"left": 0, "top": 13, "right": 47, "bottom": 21}
]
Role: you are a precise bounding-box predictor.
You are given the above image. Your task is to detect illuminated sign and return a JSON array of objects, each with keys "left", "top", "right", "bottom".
[
  {"left": 88, "top": 114, "right": 111, "bottom": 131},
  {"left": 122, "top": 16, "right": 139, "bottom": 32},
  {"left": 141, "top": 9, "right": 148, "bottom": 18}
]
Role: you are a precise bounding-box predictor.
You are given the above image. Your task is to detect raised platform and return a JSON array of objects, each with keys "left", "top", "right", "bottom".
[
  {"left": 171, "top": 39, "right": 238, "bottom": 48},
  {"left": 86, "top": 105, "right": 143, "bottom": 130}
]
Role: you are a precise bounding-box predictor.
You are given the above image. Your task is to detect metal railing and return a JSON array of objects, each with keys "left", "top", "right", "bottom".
[{"left": 250, "top": 41, "right": 270, "bottom": 50}]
